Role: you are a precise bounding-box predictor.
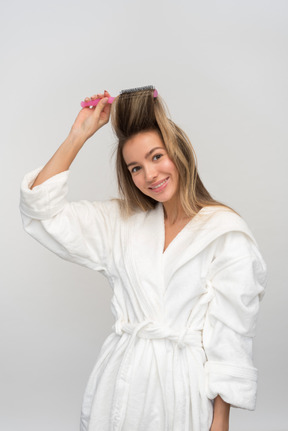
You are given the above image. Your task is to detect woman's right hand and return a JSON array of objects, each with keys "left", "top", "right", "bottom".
[
  {"left": 70, "top": 90, "right": 112, "bottom": 141},
  {"left": 29, "top": 91, "right": 113, "bottom": 189}
]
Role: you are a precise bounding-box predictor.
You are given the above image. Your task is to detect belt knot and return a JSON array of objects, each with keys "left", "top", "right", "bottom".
[{"left": 113, "top": 319, "right": 202, "bottom": 349}]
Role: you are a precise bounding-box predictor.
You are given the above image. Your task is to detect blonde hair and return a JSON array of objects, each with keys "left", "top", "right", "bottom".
[{"left": 111, "top": 88, "right": 238, "bottom": 221}]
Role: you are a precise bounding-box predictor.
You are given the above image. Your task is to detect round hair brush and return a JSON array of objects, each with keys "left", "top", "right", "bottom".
[{"left": 80, "top": 85, "right": 158, "bottom": 108}]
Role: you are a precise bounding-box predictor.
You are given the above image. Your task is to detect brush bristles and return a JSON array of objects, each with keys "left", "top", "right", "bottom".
[{"left": 120, "top": 85, "right": 155, "bottom": 95}]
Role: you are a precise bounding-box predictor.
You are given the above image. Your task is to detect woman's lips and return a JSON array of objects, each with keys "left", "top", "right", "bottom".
[{"left": 149, "top": 177, "right": 169, "bottom": 193}]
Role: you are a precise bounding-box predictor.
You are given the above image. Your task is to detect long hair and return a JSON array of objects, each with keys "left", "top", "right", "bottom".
[{"left": 111, "top": 88, "right": 238, "bottom": 221}]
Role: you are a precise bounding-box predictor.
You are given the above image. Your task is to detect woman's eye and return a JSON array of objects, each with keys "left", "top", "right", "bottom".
[
  {"left": 131, "top": 166, "right": 140, "bottom": 174},
  {"left": 153, "top": 154, "right": 163, "bottom": 161}
]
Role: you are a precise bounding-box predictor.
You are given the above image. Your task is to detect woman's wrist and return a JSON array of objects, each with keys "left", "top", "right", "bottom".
[{"left": 68, "top": 128, "right": 88, "bottom": 147}]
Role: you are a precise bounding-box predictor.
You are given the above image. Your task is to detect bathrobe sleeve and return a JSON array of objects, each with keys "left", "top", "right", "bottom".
[
  {"left": 19, "top": 166, "right": 120, "bottom": 275},
  {"left": 202, "top": 230, "right": 267, "bottom": 410}
]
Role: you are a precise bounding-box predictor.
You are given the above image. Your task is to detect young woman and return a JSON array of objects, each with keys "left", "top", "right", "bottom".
[{"left": 20, "top": 88, "right": 267, "bottom": 431}]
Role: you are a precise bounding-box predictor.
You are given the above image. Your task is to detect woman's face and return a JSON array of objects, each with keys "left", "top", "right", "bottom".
[{"left": 122, "top": 130, "right": 179, "bottom": 204}]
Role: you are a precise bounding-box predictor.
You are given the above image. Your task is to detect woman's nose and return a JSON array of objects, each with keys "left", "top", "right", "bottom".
[{"left": 144, "top": 165, "right": 157, "bottom": 182}]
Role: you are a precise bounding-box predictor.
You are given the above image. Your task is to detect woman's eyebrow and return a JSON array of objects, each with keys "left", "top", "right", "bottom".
[{"left": 126, "top": 147, "right": 164, "bottom": 168}]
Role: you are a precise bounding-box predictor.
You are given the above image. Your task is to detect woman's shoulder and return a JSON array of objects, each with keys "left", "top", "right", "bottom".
[
  {"left": 106, "top": 198, "right": 149, "bottom": 220},
  {"left": 196, "top": 204, "right": 259, "bottom": 248},
  {"left": 198, "top": 205, "right": 266, "bottom": 266},
  {"left": 199, "top": 204, "right": 238, "bottom": 215},
  {"left": 93, "top": 198, "right": 146, "bottom": 226},
  {"left": 88, "top": 198, "right": 124, "bottom": 221},
  {"left": 198, "top": 204, "right": 245, "bottom": 225}
]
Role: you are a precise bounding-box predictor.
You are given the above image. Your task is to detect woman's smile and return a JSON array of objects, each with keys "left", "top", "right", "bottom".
[
  {"left": 149, "top": 177, "right": 170, "bottom": 192},
  {"left": 122, "top": 130, "right": 179, "bottom": 204}
]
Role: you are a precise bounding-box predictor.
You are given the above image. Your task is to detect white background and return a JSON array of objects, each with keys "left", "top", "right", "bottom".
[{"left": 1, "top": 0, "right": 287, "bottom": 430}]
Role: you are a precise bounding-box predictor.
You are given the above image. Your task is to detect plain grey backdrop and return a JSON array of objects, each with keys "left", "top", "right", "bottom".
[{"left": 1, "top": 0, "right": 287, "bottom": 430}]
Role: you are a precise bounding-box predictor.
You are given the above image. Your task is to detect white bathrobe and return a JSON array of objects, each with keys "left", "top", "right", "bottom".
[{"left": 20, "top": 167, "right": 267, "bottom": 431}]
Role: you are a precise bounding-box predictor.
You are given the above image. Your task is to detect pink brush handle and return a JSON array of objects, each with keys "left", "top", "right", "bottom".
[{"left": 81, "top": 96, "right": 115, "bottom": 108}]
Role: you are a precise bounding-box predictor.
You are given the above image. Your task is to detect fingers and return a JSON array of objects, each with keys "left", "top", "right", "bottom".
[
  {"left": 83, "top": 90, "right": 111, "bottom": 107},
  {"left": 91, "top": 93, "right": 103, "bottom": 100},
  {"left": 93, "top": 95, "right": 109, "bottom": 116},
  {"left": 89, "top": 91, "right": 110, "bottom": 100},
  {"left": 93, "top": 94, "right": 111, "bottom": 123},
  {"left": 84, "top": 94, "right": 101, "bottom": 103}
]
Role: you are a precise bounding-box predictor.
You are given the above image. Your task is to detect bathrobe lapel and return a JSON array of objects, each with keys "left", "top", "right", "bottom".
[
  {"left": 162, "top": 206, "right": 258, "bottom": 288},
  {"left": 122, "top": 203, "right": 166, "bottom": 320},
  {"left": 122, "top": 204, "right": 258, "bottom": 319}
]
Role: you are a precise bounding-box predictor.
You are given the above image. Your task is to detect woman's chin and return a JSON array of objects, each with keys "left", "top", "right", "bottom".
[{"left": 148, "top": 192, "right": 178, "bottom": 204}]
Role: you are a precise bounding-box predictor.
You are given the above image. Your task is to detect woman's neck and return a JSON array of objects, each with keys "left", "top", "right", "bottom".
[{"left": 162, "top": 199, "right": 189, "bottom": 225}]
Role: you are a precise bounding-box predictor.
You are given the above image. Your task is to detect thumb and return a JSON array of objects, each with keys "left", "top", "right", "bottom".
[{"left": 93, "top": 97, "right": 109, "bottom": 117}]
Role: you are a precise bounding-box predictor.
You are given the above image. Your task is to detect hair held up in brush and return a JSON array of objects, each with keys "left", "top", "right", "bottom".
[{"left": 110, "top": 87, "right": 236, "bottom": 220}]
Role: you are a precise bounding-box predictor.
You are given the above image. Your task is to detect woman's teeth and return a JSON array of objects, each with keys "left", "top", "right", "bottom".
[{"left": 151, "top": 178, "right": 168, "bottom": 189}]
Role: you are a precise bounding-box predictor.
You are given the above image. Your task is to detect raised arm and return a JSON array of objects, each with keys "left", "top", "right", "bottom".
[
  {"left": 20, "top": 90, "right": 119, "bottom": 273},
  {"left": 31, "top": 90, "right": 112, "bottom": 189}
]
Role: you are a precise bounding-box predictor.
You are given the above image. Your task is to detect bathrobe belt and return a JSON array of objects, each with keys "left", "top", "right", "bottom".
[
  {"left": 114, "top": 319, "right": 203, "bottom": 349},
  {"left": 111, "top": 321, "right": 203, "bottom": 431},
  {"left": 110, "top": 281, "right": 214, "bottom": 431}
]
